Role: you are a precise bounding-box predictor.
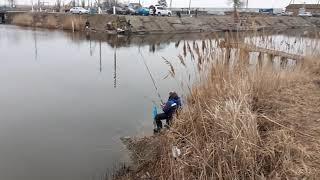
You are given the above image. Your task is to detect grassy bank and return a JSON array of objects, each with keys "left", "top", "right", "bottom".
[
  {"left": 114, "top": 34, "right": 320, "bottom": 179},
  {"left": 7, "top": 12, "right": 122, "bottom": 31}
]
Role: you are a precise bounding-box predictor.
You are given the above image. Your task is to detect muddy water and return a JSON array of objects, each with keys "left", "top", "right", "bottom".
[
  {"left": 0, "top": 25, "right": 318, "bottom": 180},
  {"left": 0, "top": 25, "right": 195, "bottom": 180}
]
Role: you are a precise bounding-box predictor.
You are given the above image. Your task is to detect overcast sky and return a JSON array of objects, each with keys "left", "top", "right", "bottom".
[{"left": 1, "top": 0, "right": 320, "bottom": 8}]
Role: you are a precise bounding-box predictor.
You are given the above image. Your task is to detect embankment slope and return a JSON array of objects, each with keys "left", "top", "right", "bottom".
[
  {"left": 6, "top": 12, "right": 320, "bottom": 34},
  {"left": 116, "top": 57, "right": 320, "bottom": 179}
]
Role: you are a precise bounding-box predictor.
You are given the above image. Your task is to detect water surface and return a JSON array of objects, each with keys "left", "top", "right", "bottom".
[
  {"left": 0, "top": 25, "right": 188, "bottom": 180},
  {"left": 0, "top": 25, "right": 319, "bottom": 180}
]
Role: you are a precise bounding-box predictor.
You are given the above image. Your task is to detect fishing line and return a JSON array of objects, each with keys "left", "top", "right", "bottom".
[{"left": 138, "top": 50, "right": 164, "bottom": 104}]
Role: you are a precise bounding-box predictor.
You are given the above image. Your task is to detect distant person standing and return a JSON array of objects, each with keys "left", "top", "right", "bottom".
[
  {"left": 153, "top": 6, "right": 156, "bottom": 16},
  {"left": 177, "top": 11, "right": 181, "bottom": 18}
]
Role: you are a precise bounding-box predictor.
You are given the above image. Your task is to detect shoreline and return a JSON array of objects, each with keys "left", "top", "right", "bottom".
[
  {"left": 113, "top": 33, "right": 320, "bottom": 179},
  {"left": 3, "top": 12, "right": 320, "bottom": 35}
]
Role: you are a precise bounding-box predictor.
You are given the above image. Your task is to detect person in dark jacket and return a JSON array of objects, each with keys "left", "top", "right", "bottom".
[
  {"left": 154, "top": 92, "right": 181, "bottom": 132},
  {"left": 177, "top": 11, "right": 181, "bottom": 18}
]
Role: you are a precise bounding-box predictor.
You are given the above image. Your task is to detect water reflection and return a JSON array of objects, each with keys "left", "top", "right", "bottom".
[
  {"left": 1, "top": 25, "right": 193, "bottom": 180},
  {"left": 114, "top": 39, "right": 117, "bottom": 88},
  {"left": 33, "top": 29, "right": 38, "bottom": 61},
  {"left": 66, "top": 31, "right": 215, "bottom": 50},
  {"left": 99, "top": 40, "right": 102, "bottom": 72},
  {"left": 61, "top": 27, "right": 320, "bottom": 56}
]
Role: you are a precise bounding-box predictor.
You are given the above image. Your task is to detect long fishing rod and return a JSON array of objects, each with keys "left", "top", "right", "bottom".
[{"left": 139, "top": 51, "right": 164, "bottom": 105}]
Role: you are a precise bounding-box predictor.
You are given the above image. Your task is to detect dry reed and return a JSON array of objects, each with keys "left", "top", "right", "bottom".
[{"left": 115, "top": 32, "right": 320, "bottom": 180}]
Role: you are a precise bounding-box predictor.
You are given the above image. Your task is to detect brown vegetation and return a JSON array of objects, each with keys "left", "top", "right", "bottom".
[
  {"left": 115, "top": 35, "right": 320, "bottom": 180},
  {"left": 11, "top": 13, "right": 34, "bottom": 26}
]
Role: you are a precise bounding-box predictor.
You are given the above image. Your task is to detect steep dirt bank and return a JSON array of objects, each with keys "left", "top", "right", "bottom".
[{"left": 5, "top": 12, "right": 320, "bottom": 34}]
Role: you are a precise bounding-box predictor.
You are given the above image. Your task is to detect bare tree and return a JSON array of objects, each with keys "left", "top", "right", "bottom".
[
  {"left": 7, "top": 0, "right": 15, "bottom": 8},
  {"left": 81, "top": 0, "right": 85, "bottom": 7},
  {"left": 229, "top": 0, "right": 244, "bottom": 23},
  {"left": 102, "top": 0, "right": 118, "bottom": 9},
  {"left": 158, "top": 0, "right": 167, "bottom": 7},
  {"left": 56, "top": 0, "right": 61, "bottom": 11}
]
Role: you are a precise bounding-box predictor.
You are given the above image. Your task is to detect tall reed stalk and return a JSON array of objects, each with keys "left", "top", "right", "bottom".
[{"left": 115, "top": 30, "right": 320, "bottom": 180}]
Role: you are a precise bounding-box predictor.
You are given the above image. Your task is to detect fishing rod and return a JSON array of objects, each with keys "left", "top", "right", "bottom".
[
  {"left": 138, "top": 50, "right": 165, "bottom": 130},
  {"left": 139, "top": 51, "right": 165, "bottom": 105}
]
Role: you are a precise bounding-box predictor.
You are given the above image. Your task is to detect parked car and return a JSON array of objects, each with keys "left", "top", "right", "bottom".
[
  {"left": 313, "top": 13, "right": 320, "bottom": 17},
  {"left": 128, "top": 3, "right": 142, "bottom": 15},
  {"left": 150, "top": 5, "right": 172, "bottom": 16},
  {"left": 106, "top": 6, "right": 129, "bottom": 15},
  {"left": 135, "top": 7, "right": 150, "bottom": 16},
  {"left": 299, "top": 12, "right": 312, "bottom": 17},
  {"left": 88, "top": 7, "right": 98, "bottom": 14},
  {"left": 70, "top": 7, "right": 89, "bottom": 14},
  {"left": 281, "top": 11, "right": 293, "bottom": 16},
  {"left": 258, "top": 8, "right": 274, "bottom": 15}
]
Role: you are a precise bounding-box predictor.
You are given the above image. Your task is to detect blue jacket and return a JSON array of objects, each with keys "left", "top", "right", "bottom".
[
  {"left": 172, "top": 97, "right": 182, "bottom": 108},
  {"left": 162, "top": 97, "right": 182, "bottom": 116}
]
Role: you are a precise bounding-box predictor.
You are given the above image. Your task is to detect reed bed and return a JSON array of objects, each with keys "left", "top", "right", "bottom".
[{"left": 115, "top": 32, "right": 320, "bottom": 180}]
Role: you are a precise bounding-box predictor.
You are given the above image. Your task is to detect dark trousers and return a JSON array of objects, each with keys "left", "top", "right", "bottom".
[{"left": 155, "top": 113, "right": 172, "bottom": 129}]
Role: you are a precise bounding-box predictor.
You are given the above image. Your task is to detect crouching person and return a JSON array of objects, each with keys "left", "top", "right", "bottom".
[{"left": 154, "top": 92, "right": 181, "bottom": 133}]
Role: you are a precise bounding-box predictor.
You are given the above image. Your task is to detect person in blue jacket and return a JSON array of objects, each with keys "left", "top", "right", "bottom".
[{"left": 154, "top": 91, "right": 181, "bottom": 132}]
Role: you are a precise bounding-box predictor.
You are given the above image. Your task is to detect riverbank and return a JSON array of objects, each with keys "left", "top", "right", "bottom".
[
  {"left": 4, "top": 12, "right": 320, "bottom": 34},
  {"left": 115, "top": 39, "right": 320, "bottom": 179}
]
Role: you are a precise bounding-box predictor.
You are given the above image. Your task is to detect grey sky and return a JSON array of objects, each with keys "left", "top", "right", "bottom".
[{"left": 2, "top": 0, "right": 320, "bottom": 8}]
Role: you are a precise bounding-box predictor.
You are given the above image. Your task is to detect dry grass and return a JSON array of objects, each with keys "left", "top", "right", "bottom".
[
  {"left": 115, "top": 34, "right": 320, "bottom": 180},
  {"left": 11, "top": 13, "right": 34, "bottom": 26}
]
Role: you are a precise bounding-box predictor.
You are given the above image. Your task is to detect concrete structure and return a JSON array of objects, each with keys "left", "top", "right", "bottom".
[{"left": 286, "top": 4, "right": 320, "bottom": 16}]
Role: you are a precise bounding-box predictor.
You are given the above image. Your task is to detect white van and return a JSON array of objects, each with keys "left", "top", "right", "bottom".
[
  {"left": 150, "top": 5, "right": 172, "bottom": 16},
  {"left": 70, "top": 7, "right": 89, "bottom": 14}
]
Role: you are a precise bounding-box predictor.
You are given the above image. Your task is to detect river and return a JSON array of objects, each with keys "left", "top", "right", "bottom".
[
  {"left": 0, "top": 25, "right": 319, "bottom": 180},
  {"left": 0, "top": 25, "right": 198, "bottom": 180}
]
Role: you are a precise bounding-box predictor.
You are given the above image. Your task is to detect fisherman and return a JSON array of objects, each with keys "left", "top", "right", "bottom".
[{"left": 154, "top": 91, "right": 181, "bottom": 133}]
